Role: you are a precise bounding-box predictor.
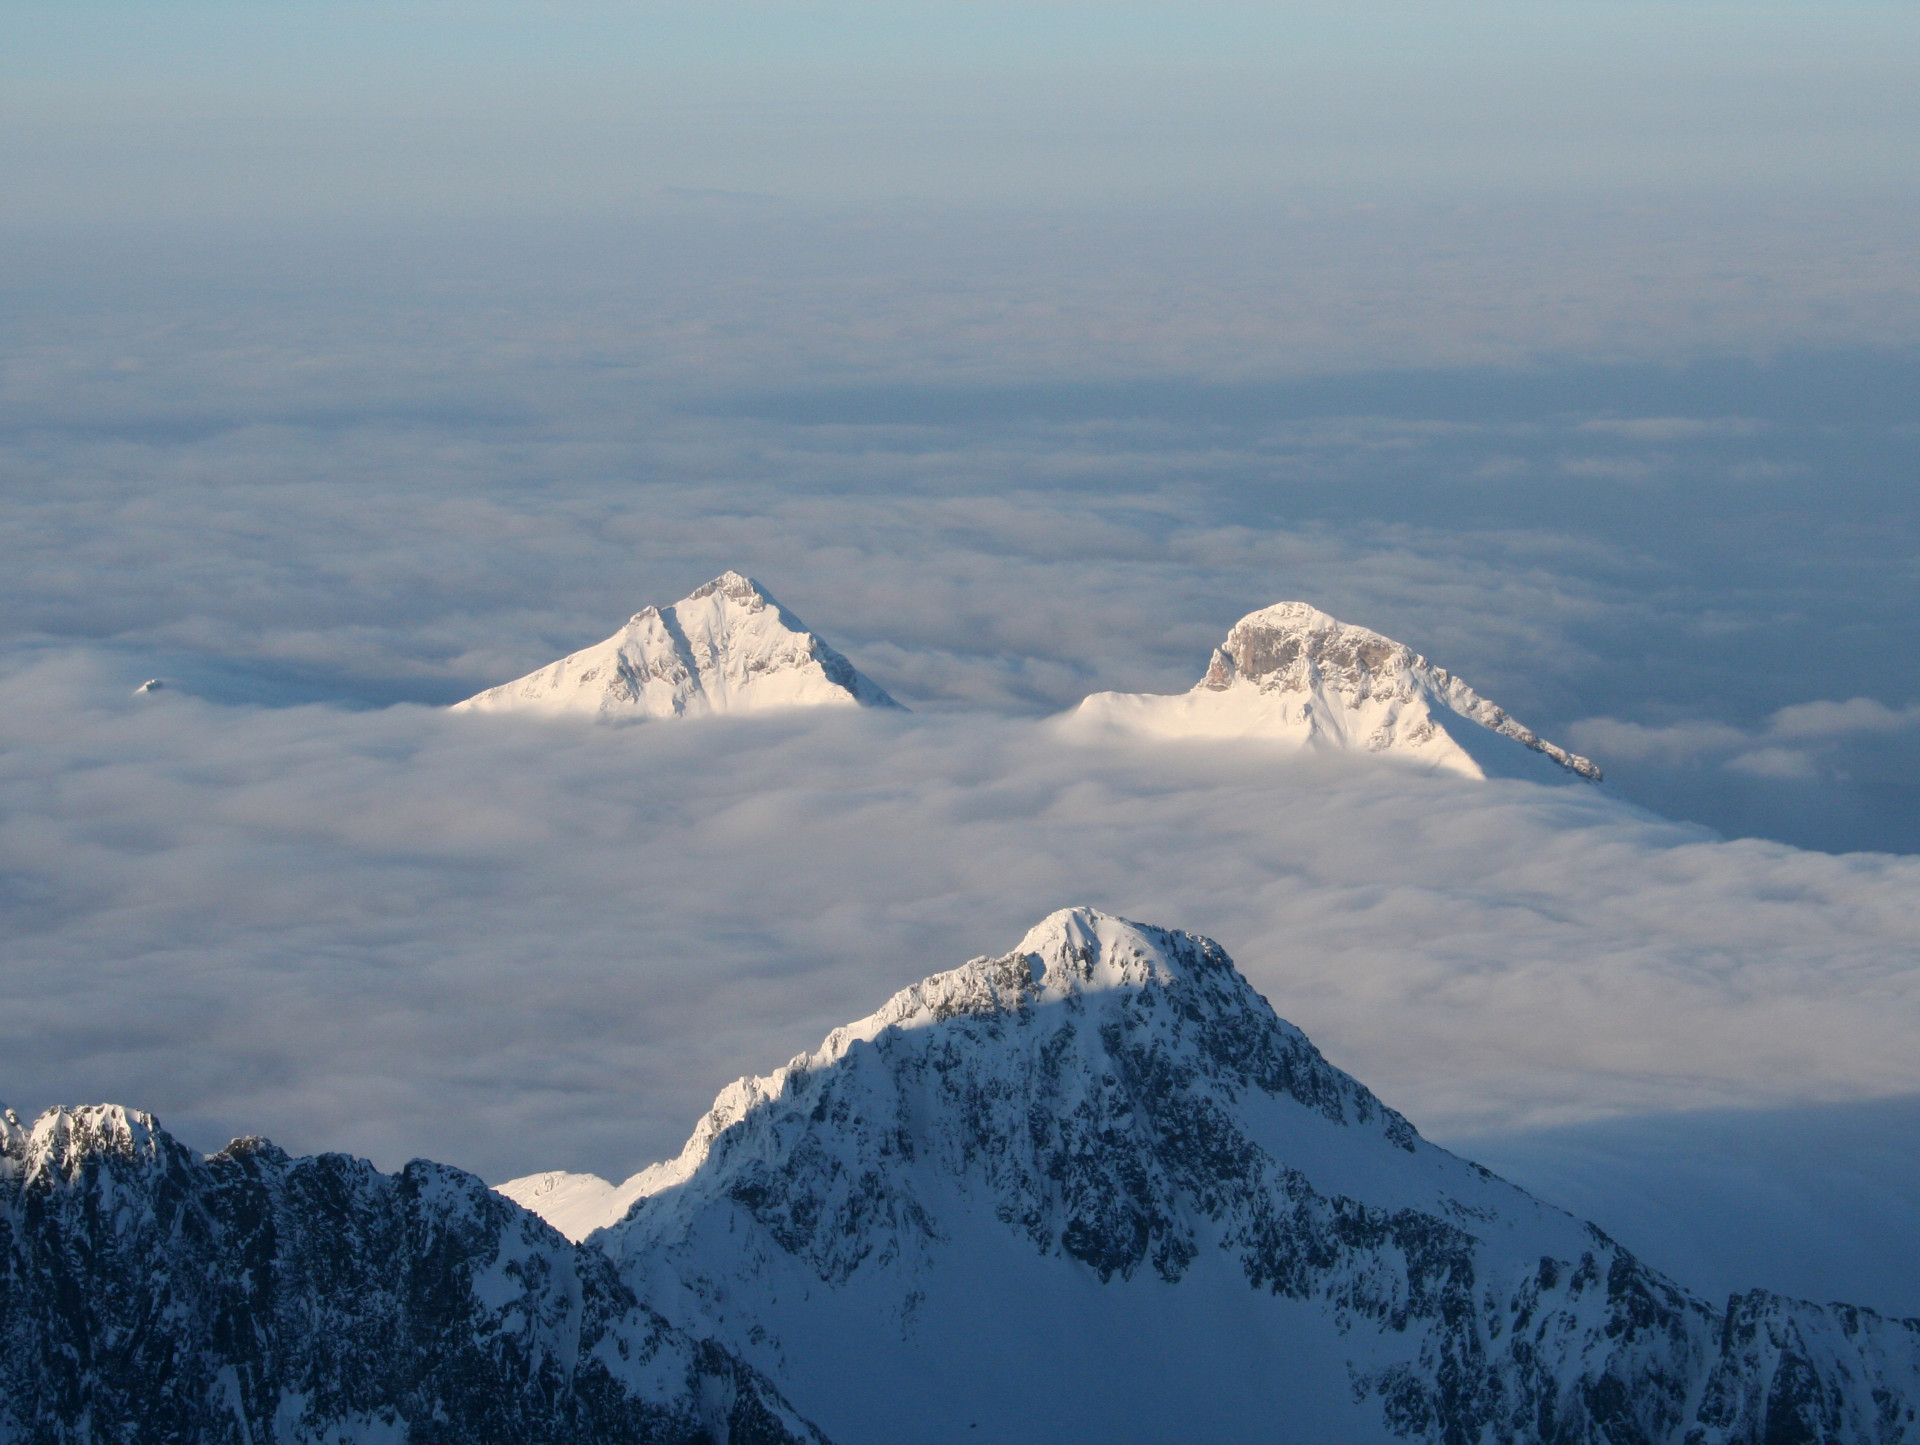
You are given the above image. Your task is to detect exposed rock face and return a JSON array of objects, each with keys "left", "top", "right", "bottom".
[
  {"left": 13, "top": 912, "right": 1917, "bottom": 1444},
  {"left": 0, "top": 1104, "right": 826, "bottom": 1445},
  {"left": 1070, "top": 601, "right": 1600, "bottom": 781},
  {"left": 589, "top": 909, "right": 1914, "bottom": 1445},
  {"left": 454, "top": 572, "right": 899, "bottom": 720}
]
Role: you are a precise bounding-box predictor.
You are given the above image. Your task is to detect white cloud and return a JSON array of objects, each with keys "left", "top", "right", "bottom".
[
  {"left": 1576, "top": 417, "right": 1765, "bottom": 442},
  {"left": 1767, "top": 697, "right": 1920, "bottom": 741},
  {"left": 1565, "top": 716, "right": 1749, "bottom": 764},
  {"left": 1571, "top": 696, "right": 1920, "bottom": 782},
  {"left": 1726, "top": 746, "right": 1819, "bottom": 780},
  {"left": 6, "top": 651, "right": 1920, "bottom": 1193},
  {"left": 1557, "top": 455, "right": 1655, "bottom": 480}
]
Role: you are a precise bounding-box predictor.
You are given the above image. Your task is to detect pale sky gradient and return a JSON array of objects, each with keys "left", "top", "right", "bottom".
[{"left": 6, "top": 3, "right": 1919, "bottom": 221}]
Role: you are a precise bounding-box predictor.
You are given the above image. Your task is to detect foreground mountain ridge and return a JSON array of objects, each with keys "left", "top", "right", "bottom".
[
  {"left": 1069, "top": 600, "right": 1601, "bottom": 781},
  {"left": 591, "top": 908, "right": 1913, "bottom": 1444},
  {"left": 454, "top": 571, "right": 899, "bottom": 720},
  {"left": 11, "top": 911, "right": 1914, "bottom": 1443},
  {"left": 0, "top": 1103, "right": 827, "bottom": 1445}
]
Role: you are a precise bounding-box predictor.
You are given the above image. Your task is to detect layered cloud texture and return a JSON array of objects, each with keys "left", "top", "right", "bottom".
[
  {"left": 5, "top": 0, "right": 1920, "bottom": 1321},
  {"left": 8, "top": 656, "right": 1918, "bottom": 1179}
]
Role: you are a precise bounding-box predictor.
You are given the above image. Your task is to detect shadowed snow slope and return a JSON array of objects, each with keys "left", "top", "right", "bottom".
[
  {"left": 0, "top": 1103, "right": 827, "bottom": 1445},
  {"left": 453, "top": 571, "right": 899, "bottom": 719},
  {"left": 568, "top": 909, "right": 1916, "bottom": 1445},
  {"left": 1067, "top": 601, "right": 1600, "bottom": 781}
]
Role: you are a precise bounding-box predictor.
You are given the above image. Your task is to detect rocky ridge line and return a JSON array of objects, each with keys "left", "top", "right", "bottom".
[
  {"left": 1073, "top": 600, "right": 1601, "bottom": 781},
  {"left": 595, "top": 908, "right": 1914, "bottom": 1445},
  {"left": 0, "top": 1102, "right": 827, "bottom": 1445}
]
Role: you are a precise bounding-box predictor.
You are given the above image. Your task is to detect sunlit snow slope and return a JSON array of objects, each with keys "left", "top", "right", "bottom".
[
  {"left": 454, "top": 571, "right": 899, "bottom": 719},
  {"left": 1068, "top": 601, "right": 1600, "bottom": 781},
  {"left": 497, "top": 1167, "right": 653, "bottom": 1246},
  {"left": 541, "top": 909, "right": 1916, "bottom": 1445}
]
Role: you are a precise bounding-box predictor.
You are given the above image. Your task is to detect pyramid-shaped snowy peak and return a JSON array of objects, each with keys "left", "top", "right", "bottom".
[
  {"left": 515, "top": 907, "right": 1912, "bottom": 1444},
  {"left": 453, "top": 572, "right": 900, "bottom": 720},
  {"left": 1067, "top": 600, "right": 1599, "bottom": 780}
]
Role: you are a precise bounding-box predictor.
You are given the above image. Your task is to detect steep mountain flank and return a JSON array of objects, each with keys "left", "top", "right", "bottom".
[
  {"left": 0, "top": 1104, "right": 825, "bottom": 1445},
  {"left": 588, "top": 909, "right": 1912, "bottom": 1445}
]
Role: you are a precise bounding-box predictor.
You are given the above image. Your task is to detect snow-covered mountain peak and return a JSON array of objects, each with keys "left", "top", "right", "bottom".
[
  {"left": 1070, "top": 599, "right": 1600, "bottom": 781},
  {"left": 1017, "top": 904, "right": 1174, "bottom": 993},
  {"left": 570, "top": 909, "right": 1919, "bottom": 1443},
  {"left": 503, "top": 907, "right": 1409, "bottom": 1245},
  {"left": 1, "top": 1103, "right": 166, "bottom": 1188},
  {"left": 1202, "top": 599, "right": 1412, "bottom": 693},
  {"left": 830, "top": 906, "right": 1215, "bottom": 1039},
  {"left": 454, "top": 572, "right": 900, "bottom": 720},
  {"left": 792, "top": 905, "right": 1339, "bottom": 1085},
  {"left": 684, "top": 569, "right": 764, "bottom": 604},
  {"left": 575, "top": 910, "right": 1419, "bottom": 1249}
]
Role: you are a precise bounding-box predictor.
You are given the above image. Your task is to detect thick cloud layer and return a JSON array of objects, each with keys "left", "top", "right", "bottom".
[
  {"left": 6, "top": 210, "right": 1919, "bottom": 848},
  {"left": 5, "top": 0, "right": 1920, "bottom": 1323},
  {"left": 7, "top": 656, "right": 1918, "bottom": 1194}
]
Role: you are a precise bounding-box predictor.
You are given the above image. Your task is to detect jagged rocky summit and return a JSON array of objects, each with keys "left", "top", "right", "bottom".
[
  {"left": 453, "top": 571, "right": 899, "bottom": 720},
  {"left": 1067, "top": 600, "right": 1601, "bottom": 781},
  {"left": 0, "top": 1104, "right": 826, "bottom": 1445},
  {"left": 532, "top": 908, "right": 1912, "bottom": 1445},
  {"left": 12, "top": 913, "right": 1917, "bottom": 1445}
]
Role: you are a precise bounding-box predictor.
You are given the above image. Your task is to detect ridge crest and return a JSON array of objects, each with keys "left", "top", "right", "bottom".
[
  {"left": 1071, "top": 598, "right": 1600, "bottom": 781},
  {"left": 454, "top": 572, "right": 900, "bottom": 720}
]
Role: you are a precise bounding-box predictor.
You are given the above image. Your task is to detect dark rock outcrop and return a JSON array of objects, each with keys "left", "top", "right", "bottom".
[{"left": 0, "top": 1104, "right": 826, "bottom": 1445}]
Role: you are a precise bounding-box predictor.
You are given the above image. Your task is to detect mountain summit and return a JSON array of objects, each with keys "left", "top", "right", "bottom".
[
  {"left": 454, "top": 572, "right": 900, "bottom": 720},
  {"left": 1068, "top": 601, "right": 1600, "bottom": 780},
  {"left": 9, "top": 909, "right": 1917, "bottom": 1443},
  {"left": 563, "top": 907, "right": 1911, "bottom": 1444}
]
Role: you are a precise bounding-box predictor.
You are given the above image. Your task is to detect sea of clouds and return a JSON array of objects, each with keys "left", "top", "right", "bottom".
[
  {"left": 7, "top": 650, "right": 1920, "bottom": 1309},
  {"left": 5, "top": 0, "right": 1920, "bottom": 1316}
]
